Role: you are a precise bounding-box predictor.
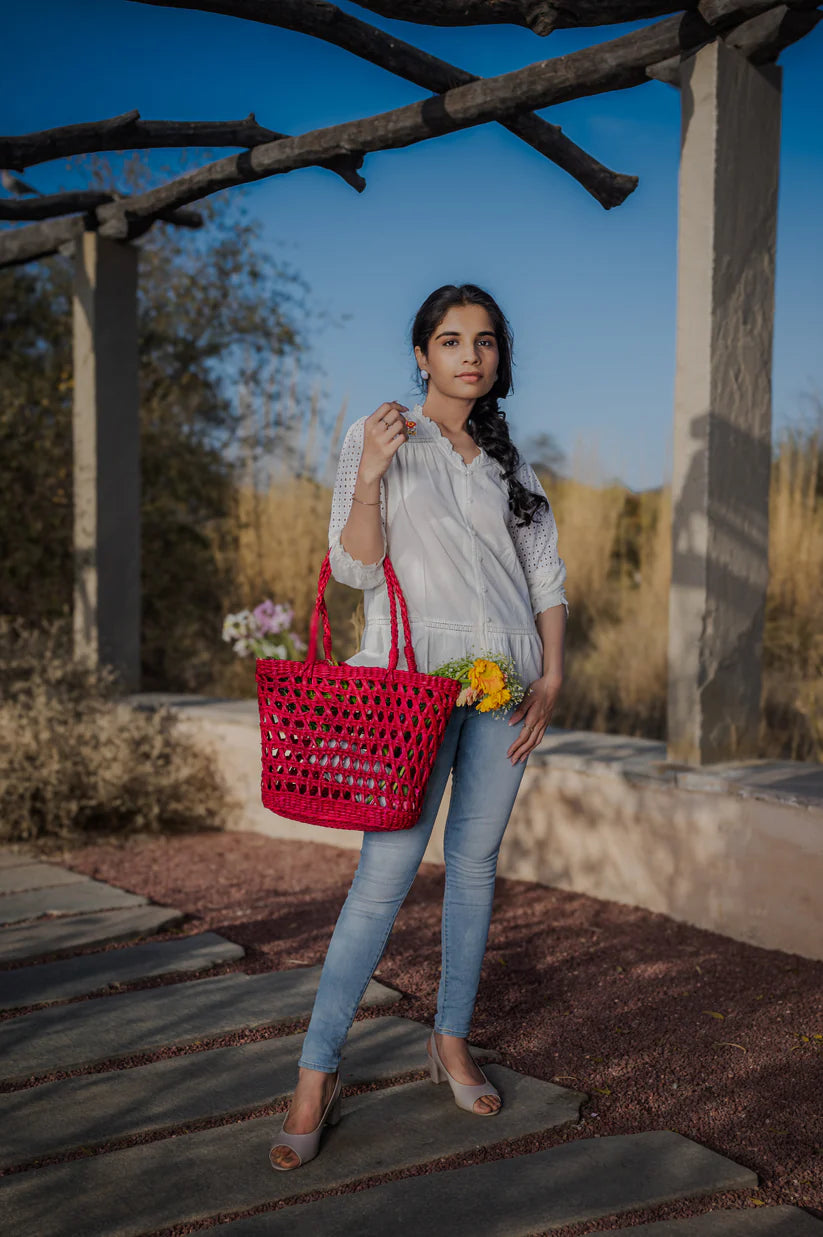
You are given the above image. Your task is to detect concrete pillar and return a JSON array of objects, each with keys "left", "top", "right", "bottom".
[
  {"left": 72, "top": 232, "right": 141, "bottom": 690},
  {"left": 667, "top": 40, "right": 781, "bottom": 765}
]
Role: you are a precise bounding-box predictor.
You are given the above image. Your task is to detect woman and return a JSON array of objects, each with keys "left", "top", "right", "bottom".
[{"left": 270, "top": 283, "right": 568, "bottom": 1170}]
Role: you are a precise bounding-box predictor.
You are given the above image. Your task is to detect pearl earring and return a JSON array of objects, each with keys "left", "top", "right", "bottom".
[{"left": 419, "top": 369, "right": 429, "bottom": 381}]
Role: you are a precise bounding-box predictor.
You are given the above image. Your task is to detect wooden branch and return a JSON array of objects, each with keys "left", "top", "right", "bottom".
[
  {"left": 504, "top": 114, "right": 637, "bottom": 207},
  {"left": 87, "top": 13, "right": 684, "bottom": 239},
  {"left": 2, "top": 216, "right": 93, "bottom": 267},
  {"left": 349, "top": 1, "right": 682, "bottom": 37},
  {"left": 698, "top": 0, "right": 820, "bottom": 26},
  {"left": 0, "top": 189, "right": 203, "bottom": 225},
  {"left": 0, "top": 110, "right": 366, "bottom": 192},
  {"left": 0, "top": 0, "right": 811, "bottom": 267},
  {"left": 0, "top": 201, "right": 204, "bottom": 267},
  {"left": 0, "top": 216, "right": 86, "bottom": 266},
  {"left": 729, "top": 3, "right": 821, "bottom": 60},
  {"left": 646, "top": 1, "right": 820, "bottom": 83},
  {"left": 355, "top": 0, "right": 820, "bottom": 32},
  {"left": 131, "top": 0, "right": 637, "bottom": 207}
]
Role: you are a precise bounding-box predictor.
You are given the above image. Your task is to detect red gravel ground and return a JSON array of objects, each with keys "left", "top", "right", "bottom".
[{"left": 18, "top": 831, "right": 823, "bottom": 1233}]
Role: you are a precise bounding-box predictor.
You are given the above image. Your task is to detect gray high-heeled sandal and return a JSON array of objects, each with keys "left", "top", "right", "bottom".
[
  {"left": 427, "top": 1031, "right": 501, "bottom": 1116},
  {"left": 269, "top": 1072, "right": 343, "bottom": 1170}
]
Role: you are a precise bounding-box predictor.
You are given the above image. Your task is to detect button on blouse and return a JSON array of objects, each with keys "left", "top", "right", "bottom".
[{"left": 328, "top": 402, "right": 568, "bottom": 686}]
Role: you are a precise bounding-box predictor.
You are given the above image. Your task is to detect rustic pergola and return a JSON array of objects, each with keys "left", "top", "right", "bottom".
[{"left": 1, "top": 0, "right": 820, "bottom": 764}]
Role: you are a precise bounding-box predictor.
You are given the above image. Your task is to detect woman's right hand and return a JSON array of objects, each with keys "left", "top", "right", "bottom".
[{"left": 359, "top": 402, "right": 411, "bottom": 483}]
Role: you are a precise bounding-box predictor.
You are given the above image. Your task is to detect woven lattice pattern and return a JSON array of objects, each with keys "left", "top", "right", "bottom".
[
  {"left": 257, "top": 663, "right": 460, "bottom": 830},
  {"left": 256, "top": 549, "right": 461, "bottom": 832}
]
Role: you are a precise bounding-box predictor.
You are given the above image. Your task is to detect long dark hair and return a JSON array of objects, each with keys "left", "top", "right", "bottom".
[{"left": 411, "top": 283, "right": 549, "bottom": 528}]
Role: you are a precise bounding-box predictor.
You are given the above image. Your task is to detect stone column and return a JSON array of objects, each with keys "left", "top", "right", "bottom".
[
  {"left": 667, "top": 40, "right": 781, "bottom": 765},
  {"left": 72, "top": 232, "right": 141, "bottom": 690}
]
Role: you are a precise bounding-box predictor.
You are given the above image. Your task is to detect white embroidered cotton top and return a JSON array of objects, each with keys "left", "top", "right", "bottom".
[{"left": 328, "top": 402, "right": 568, "bottom": 686}]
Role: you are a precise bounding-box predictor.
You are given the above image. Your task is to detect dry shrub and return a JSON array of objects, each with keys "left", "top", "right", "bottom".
[{"left": 0, "top": 618, "right": 233, "bottom": 844}]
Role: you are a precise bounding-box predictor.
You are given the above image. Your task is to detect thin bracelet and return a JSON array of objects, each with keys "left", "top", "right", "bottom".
[{"left": 352, "top": 494, "right": 380, "bottom": 505}]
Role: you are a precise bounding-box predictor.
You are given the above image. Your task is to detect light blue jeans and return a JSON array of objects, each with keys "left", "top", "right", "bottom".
[{"left": 297, "top": 701, "right": 529, "bottom": 1072}]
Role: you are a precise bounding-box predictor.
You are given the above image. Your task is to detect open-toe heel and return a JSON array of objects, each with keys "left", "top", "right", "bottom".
[
  {"left": 427, "top": 1032, "right": 501, "bottom": 1117},
  {"left": 269, "top": 1072, "right": 342, "bottom": 1171}
]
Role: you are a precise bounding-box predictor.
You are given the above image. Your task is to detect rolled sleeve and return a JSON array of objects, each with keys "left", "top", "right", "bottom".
[
  {"left": 507, "top": 460, "right": 569, "bottom": 619},
  {"left": 328, "top": 416, "right": 388, "bottom": 591}
]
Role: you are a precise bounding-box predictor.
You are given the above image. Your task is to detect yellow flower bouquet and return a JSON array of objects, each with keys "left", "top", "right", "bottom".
[{"left": 431, "top": 651, "right": 525, "bottom": 718}]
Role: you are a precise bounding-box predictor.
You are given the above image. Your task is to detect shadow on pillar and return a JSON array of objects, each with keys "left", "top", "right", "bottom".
[
  {"left": 667, "top": 40, "right": 782, "bottom": 765},
  {"left": 72, "top": 231, "right": 141, "bottom": 691}
]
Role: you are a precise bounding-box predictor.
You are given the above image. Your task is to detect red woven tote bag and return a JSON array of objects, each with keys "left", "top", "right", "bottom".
[{"left": 256, "top": 550, "right": 462, "bottom": 832}]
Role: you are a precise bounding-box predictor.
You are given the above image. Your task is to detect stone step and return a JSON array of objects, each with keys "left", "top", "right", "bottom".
[
  {"left": 608, "top": 1205, "right": 823, "bottom": 1234},
  {"left": 0, "top": 1066, "right": 584, "bottom": 1237},
  {"left": 0, "top": 1015, "right": 501, "bottom": 1166},
  {"left": 0, "top": 903, "right": 184, "bottom": 963},
  {"left": 0, "top": 967, "right": 399, "bottom": 1082},
  {"left": 198, "top": 1130, "right": 759, "bottom": 1237},
  {"left": 0, "top": 862, "right": 88, "bottom": 895},
  {"left": 0, "top": 878, "right": 146, "bottom": 925},
  {"left": 0, "top": 932, "right": 245, "bottom": 1011}
]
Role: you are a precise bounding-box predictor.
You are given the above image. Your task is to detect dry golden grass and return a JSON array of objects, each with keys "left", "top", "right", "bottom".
[
  {"left": 212, "top": 394, "right": 823, "bottom": 762},
  {"left": 762, "top": 423, "right": 823, "bottom": 758}
]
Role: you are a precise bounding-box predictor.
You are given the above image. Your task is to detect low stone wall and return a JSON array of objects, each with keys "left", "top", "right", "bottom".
[{"left": 129, "top": 695, "right": 823, "bottom": 963}]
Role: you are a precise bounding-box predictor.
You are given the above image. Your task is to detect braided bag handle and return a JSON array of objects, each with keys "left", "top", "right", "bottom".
[
  {"left": 305, "top": 551, "right": 415, "bottom": 675},
  {"left": 256, "top": 551, "right": 461, "bottom": 832}
]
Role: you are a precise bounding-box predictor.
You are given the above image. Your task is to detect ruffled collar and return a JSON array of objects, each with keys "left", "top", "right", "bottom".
[{"left": 409, "top": 402, "right": 489, "bottom": 470}]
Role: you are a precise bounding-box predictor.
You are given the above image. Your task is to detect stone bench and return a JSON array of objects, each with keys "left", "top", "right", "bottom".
[{"left": 126, "top": 693, "right": 823, "bottom": 963}]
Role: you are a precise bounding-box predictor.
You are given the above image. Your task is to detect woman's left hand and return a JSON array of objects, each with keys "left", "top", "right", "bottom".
[{"left": 506, "top": 673, "right": 562, "bottom": 765}]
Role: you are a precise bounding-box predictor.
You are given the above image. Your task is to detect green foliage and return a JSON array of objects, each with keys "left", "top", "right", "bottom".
[
  {"left": 0, "top": 152, "right": 321, "bottom": 691},
  {"left": 0, "top": 262, "right": 73, "bottom": 618}
]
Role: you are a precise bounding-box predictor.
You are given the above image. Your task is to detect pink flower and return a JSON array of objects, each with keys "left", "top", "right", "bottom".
[{"left": 253, "top": 599, "right": 293, "bottom": 635}]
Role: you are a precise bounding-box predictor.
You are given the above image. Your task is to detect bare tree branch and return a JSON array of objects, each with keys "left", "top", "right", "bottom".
[
  {"left": 0, "top": 189, "right": 204, "bottom": 225},
  {"left": 698, "top": 0, "right": 820, "bottom": 25},
  {"left": 94, "top": 12, "right": 693, "bottom": 235},
  {"left": 729, "top": 2, "right": 821, "bottom": 59},
  {"left": 354, "top": 0, "right": 820, "bottom": 34},
  {"left": 0, "top": 209, "right": 190, "bottom": 268},
  {"left": 646, "top": 2, "right": 820, "bottom": 84},
  {"left": 0, "top": 0, "right": 814, "bottom": 268},
  {"left": 0, "top": 110, "right": 366, "bottom": 192},
  {"left": 351, "top": 1, "right": 681, "bottom": 37},
  {"left": 131, "top": 0, "right": 637, "bottom": 208}
]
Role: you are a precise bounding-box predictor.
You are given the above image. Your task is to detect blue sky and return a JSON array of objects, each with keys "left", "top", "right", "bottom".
[{"left": 4, "top": 1, "right": 822, "bottom": 490}]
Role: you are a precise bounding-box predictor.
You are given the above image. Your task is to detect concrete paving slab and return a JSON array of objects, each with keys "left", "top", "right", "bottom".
[
  {"left": 0, "top": 932, "right": 245, "bottom": 1010},
  {"left": 0, "top": 863, "right": 89, "bottom": 895},
  {"left": 0, "top": 967, "right": 399, "bottom": 1082},
  {"left": 0, "top": 1066, "right": 585, "bottom": 1237},
  {"left": 197, "top": 1131, "right": 758, "bottom": 1237},
  {"left": 608, "top": 1205, "right": 823, "bottom": 1234},
  {"left": 0, "top": 879, "right": 146, "bottom": 925},
  {"left": 0, "top": 903, "right": 184, "bottom": 963},
  {"left": 0, "top": 1015, "right": 500, "bottom": 1165}
]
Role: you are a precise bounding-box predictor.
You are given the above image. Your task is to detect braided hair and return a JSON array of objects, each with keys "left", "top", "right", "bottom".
[{"left": 410, "top": 283, "right": 549, "bottom": 529}]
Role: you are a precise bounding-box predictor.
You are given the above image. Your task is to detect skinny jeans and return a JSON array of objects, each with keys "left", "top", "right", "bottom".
[{"left": 297, "top": 702, "right": 529, "bottom": 1073}]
